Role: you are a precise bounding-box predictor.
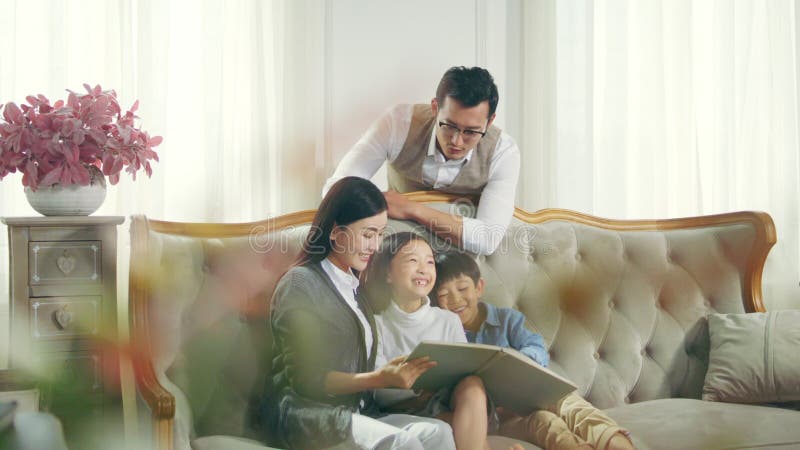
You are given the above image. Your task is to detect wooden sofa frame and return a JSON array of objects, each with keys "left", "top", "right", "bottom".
[{"left": 128, "top": 192, "right": 775, "bottom": 450}]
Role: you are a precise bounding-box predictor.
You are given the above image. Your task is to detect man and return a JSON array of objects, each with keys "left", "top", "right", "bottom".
[{"left": 323, "top": 66, "right": 520, "bottom": 255}]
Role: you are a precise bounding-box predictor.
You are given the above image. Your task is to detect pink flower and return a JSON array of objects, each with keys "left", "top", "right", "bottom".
[{"left": 0, "top": 84, "right": 162, "bottom": 190}]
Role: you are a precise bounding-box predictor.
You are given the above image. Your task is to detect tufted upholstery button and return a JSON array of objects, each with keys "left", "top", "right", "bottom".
[
  {"left": 608, "top": 299, "right": 615, "bottom": 308},
  {"left": 201, "top": 262, "right": 211, "bottom": 273},
  {"left": 641, "top": 348, "right": 647, "bottom": 356},
  {"left": 624, "top": 396, "right": 631, "bottom": 404},
  {"left": 593, "top": 351, "right": 600, "bottom": 360},
  {"left": 575, "top": 252, "right": 583, "bottom": 261},
  {"left": 528, "top": 254, "right": 535, "bottom": 262}
]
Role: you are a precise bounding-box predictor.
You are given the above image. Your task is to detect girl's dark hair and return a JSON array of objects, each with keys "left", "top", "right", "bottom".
[
  {"left": 361, "top": 231, "right": 432, "bottom": 313},
  {"left": 431, "top": 251, "right": 482, "bottom": 307},
  {"left": 295, "top": 176, "right": 387, "bottom": 266}
]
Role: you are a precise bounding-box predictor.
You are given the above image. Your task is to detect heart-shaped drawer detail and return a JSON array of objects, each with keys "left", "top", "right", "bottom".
[
  {"left": 56, "top": 252, "right": 76, "bottom": 275},
  {"left": 53, "top": 306, "right": 73, "bottom": 329}
]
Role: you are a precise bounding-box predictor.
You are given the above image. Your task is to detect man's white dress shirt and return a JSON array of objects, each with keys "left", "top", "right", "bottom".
[{"left": 323, "top": 104, "right": 521, "bottom": 255}]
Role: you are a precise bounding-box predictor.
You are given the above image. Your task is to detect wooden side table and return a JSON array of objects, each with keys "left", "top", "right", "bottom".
[{"left": 1, "top": 216, "right": 124, "bottom": 448}]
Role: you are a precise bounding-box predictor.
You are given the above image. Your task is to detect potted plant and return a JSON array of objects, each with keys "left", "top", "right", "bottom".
[{"left": 0, "top": 84, "right": 162, "bottom": 215}]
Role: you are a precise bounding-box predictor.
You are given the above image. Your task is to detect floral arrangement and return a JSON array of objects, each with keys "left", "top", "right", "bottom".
[{"left": 0, "top": 84, "right": 162, "bottom": 190}]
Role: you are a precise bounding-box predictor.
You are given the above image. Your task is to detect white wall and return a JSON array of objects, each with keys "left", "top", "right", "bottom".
[{"left": 322, "top": 0, "right": 513, "bottom": 191}]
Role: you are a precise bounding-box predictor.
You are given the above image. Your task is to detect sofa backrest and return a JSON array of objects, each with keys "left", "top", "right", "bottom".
[
  {"left": 481, "top": 209, "right": 773, "bottom": 408},
  {"left": 129, "top": 194, "right": 775, "bottom": 446}
]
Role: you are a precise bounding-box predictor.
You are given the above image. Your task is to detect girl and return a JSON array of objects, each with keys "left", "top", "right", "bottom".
[
  {"left": 268, "top": 177, "right": 456, "bottom": 450},
  {"left": 362, "top": 232, "right": 517, "bottom": 450}
]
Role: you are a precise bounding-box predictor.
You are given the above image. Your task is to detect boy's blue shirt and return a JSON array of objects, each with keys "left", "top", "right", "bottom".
[{"left": 464, "top": 301, "right": 550, "bottom": 367}]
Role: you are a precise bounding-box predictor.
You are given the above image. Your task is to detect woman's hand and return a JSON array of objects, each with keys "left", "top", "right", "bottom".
[{"left": 378, "top": 355, "right": 437, "bottom": 389}]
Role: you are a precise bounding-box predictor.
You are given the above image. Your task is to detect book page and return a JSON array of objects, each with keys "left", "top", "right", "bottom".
[
  {"left": 407, "top": 341, "right": 499, "bottom": 391},
  {"left": 480, "top": 350, "right": 577, "bottom": 415}
]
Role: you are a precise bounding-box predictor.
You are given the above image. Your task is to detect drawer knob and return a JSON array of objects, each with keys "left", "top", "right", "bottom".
[
  {"left": 53, "top": 306, "right": 73, "bottom": 330},
  {"left": 56, "top": 251, "right": 76, "bottom": 275}
]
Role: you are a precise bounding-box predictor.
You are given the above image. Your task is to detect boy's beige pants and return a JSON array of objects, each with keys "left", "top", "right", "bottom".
[{"left": 497, "top": 392, "right": 628, "bottom": 450}]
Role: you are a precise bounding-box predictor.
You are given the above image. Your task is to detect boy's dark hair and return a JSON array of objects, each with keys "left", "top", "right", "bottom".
[
  {"left": 431, "top": 250, "right": 482, "bottom": 307},
  {"left": 361, "top": 231, "right": 432, "bottom": 313},
  {"left": 436, "top": 66, "right": 499, "bottom": 117}
]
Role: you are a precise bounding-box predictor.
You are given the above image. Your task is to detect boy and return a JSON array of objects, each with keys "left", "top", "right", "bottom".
[{"left": 433, "top": 251, "right": 636, "bottom": 450}]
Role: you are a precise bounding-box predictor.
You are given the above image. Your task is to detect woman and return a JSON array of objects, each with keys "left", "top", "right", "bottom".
[{"left": 267, "top": 176, "right": 456, "bottom": 450}]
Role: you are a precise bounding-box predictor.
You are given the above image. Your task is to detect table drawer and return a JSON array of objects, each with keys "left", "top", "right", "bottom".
[
  {"left": 29, "top": 296, "right": 100, "bottom": 340},
  {"left": 33, "top": 351, "right": 103, "bottom": 393},
  {"left": 28, "top": 241, "right": 102, "bottom": 286}
]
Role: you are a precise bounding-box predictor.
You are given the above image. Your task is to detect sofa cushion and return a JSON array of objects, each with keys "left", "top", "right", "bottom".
[
  {"left": 153, "top": 231, "right": 305, "bottom": 442},
  {"left": 702, "top": 310, "right": 800, "bottom": 404},
  {"left": 192, "top": 435, "right": 281, "bottom": 450},
  {"left": 192, "top": 433, "right": 540, "bottom": 450},
  {"left": 130, "top": 207, "right": 777, "bottom": 449},
  {"left": 488, "top": 435, "right": 540, "bottom": 450},
  {"left": 481, "top": 219, "right": 758, "bottom": 409},
  {"left": 604, "top": 398, "right": 800, "bottom": 450}
]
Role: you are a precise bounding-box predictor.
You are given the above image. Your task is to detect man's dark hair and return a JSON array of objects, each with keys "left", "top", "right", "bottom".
[
  {"left": 435, "top": 66, "right": 499, "bottom": 117},
  {"left": 431, "top": 250, "right": 482, "bottom": 306}
]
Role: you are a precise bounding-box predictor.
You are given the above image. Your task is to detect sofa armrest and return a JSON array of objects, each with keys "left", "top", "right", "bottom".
[{"left": 130, "top": 215, "right": 176, "bottom": 450}]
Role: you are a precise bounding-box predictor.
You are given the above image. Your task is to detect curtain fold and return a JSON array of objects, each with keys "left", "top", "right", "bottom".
[
  {"left": 518, "top": 0, "right": 800, "bottom": 310},
  {"left": 0, "top": 0, "right": 325, "bottom": 368}
]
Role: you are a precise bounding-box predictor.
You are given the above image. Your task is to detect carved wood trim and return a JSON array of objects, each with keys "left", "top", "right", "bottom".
[
  {"left": 129, "top": 215, "right": 175, "bottom": 450},
  {"left": 510, "top": 207, "right": 775, "bottom": 313},
  {"left": 155, "top": 417, "right": 174, "bottom": 450},
  {"left": 145, "top": 210, "right": 317, "bottom": 238}
]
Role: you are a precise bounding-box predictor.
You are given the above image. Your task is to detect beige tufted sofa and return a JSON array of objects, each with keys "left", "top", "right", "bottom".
[{"left": 129, "top": 192, "right": 800, "bottom": 450}]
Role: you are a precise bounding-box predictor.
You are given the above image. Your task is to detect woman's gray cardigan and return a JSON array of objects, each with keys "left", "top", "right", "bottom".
[{"left": 267, "top": 261, "right": 380, "bottom": 449}]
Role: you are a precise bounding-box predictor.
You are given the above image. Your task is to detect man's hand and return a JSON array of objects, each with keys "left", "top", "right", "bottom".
[
  {"left": 384, "top": 190, "right": 420, "bottom": 220},
  {"left": 378, "top": 355, "right": 437, "bottom": 389},
  {"left": 383, "top": 190, "right": 465, "bottom": 249}
]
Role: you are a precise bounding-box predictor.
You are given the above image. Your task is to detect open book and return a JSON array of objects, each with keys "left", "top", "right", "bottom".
[{"left": 406, "top": 341, "right": 578, "bottom": 415}]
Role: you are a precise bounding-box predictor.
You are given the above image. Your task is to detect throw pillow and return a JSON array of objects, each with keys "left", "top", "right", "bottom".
[{"left": 702, "top": 310, "right": 800, "bottom": 403}]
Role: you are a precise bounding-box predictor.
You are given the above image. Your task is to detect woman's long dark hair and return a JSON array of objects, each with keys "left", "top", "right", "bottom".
[
  {"left": 295, "top": 176, "right": 387, "bottom": 266},
  {"left": 360, "top": 231, "right": 432, "bottom": 313}
]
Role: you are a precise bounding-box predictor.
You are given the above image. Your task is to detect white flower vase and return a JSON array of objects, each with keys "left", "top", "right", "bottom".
[{"left": 24, "top": 168, "right": 107, "bottom": 216}]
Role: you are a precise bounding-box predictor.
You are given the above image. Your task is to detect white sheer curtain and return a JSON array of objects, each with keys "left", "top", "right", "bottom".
[
  {"left": 0, "top": 0, "right": 325, "bottom": 366},
  {"left": 518, "top": 0, "right": 800, "bottom": 310}
]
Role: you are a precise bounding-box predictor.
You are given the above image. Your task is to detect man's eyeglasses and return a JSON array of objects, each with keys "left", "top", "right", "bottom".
[{"left": 438, "top": 121, "right": 486, "bottom": 142}]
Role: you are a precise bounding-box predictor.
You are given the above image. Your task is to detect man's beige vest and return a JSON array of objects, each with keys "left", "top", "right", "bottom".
[{"left": 387, "top": 104, "right": 501, "bottom": 195}]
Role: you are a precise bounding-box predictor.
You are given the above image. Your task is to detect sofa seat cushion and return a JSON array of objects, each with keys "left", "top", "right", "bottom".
[
  {"left": 605, "top": 398, "right": 800, "bottom": 449},
  {"left": 488, "top": 435, "right": 540, "bottom": 449},
  {"left": 192, "top": 435, "right": 282, "bottom": 450},
  {"left": 193, "top": 434, "right": 538, "bottom": 450}
]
